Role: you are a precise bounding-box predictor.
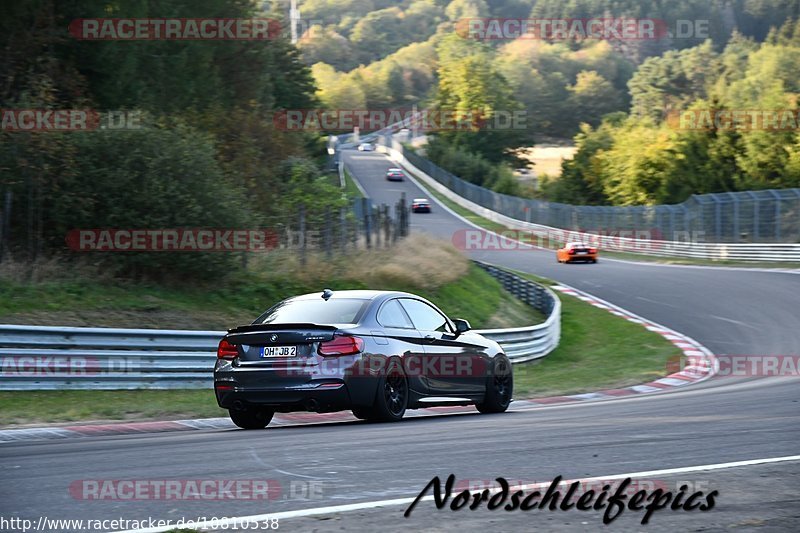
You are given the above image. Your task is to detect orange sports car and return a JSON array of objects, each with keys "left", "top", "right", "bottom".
[{"left": 557, "top": 242, "right": 598, "bottom": 264}]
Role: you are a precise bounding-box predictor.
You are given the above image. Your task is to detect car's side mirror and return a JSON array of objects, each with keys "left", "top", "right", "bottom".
[{"left": 454, "top": 319, "right": 471, "bottom": 335}]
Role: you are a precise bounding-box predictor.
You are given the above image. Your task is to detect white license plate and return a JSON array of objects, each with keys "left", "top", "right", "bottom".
[
  {"left": 261, "top": 346, "right": 298, "bottom": 358},
  {"left": 577, "top": 251, "right": 588, "bottom": 255}
]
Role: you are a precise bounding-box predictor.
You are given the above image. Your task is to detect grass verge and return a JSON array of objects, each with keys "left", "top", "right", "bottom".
[
  {"left": 0, "top": 235, "right": 541, "bottom": 330},
  {"left": 511, "top": 272, "right": 681, "bottom": 397},
  {"left": 342, "top": 166, "right": 365, "bottom": 198}
]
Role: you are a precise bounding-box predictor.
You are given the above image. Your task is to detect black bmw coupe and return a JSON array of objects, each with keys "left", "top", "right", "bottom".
[{"left": 214, "top": 290, "right": 513, "bottom": 428}]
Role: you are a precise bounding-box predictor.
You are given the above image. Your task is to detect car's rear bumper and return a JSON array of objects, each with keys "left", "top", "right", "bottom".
[
  {"left": 214, "top": 357, "right": 382, "bottom": 412},
  {"left": 215, "top": 381, "right": 354, "bottom": 413},
  {"left": 565, "top": 254, "right": 598, "bottom": 262}
]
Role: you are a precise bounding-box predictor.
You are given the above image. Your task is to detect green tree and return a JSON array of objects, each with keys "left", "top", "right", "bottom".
[
  {"left": 629, "top": 42, "right": 721, "bottom": 121},
  {"left": 445, "top": 0, "right": 490, "bottom": 21},
  {"left": 433, "top": 34, "right": 531, "bottom": 164},
  {"left": 544, "top": 113, "right": 623, "bottom": 205},
  {"left": 298, "top": 25, "right": 358, "bottom": 71},
  {"left": 568, "top": 71, "right": 624, "bottom": 128}
]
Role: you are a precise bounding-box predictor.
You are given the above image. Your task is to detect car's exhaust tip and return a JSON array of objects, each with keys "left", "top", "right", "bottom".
[
  {"left": 233, "top": 400, "right": 246, "bottom": 411},
  {"left": 305, "top": 399, "right": 320, "bottom": 412}
]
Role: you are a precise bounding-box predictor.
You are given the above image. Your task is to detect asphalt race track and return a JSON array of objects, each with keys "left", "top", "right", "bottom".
[{"left": 1, "top": 149, "right": 799, "bottom": 532}]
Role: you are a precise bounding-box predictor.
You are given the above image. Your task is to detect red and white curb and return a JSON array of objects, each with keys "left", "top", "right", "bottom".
[
  {"left": 545, "top": 284, "right": 718, "bottom": 403},
  {"left": 1, "top": 286, "right": 717, "bottom": 443}
]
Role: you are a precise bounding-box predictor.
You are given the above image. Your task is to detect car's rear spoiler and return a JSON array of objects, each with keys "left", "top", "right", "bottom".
[
  {"left": 225, "top": 323, "right": 339, "bottom": 346},
  {"left": 227, "top": 323, "right": 336, "bottom": 334}
]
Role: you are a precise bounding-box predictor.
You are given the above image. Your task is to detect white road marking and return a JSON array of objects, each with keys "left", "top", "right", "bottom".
[
  {"left": 709, "top": 315, "right": 760, "bottom": 330},
  {"left": 116, "top": 454, "right": 800, "bottom": 532},
  {"left": 636, "top": 296, "right": 680, "bottom": 308}
]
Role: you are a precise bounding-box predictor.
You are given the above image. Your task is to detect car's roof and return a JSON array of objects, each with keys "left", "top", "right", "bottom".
[
  {"left": 413, "top": 198, "right": 429, "bottom": 202},
  {"left": 289, "top": 290, "right": 417, "bottom": 302},
  {"left": 387, "top": 168, "right": 403, "bottom": 172},
  {"left": 566, "top": 242, "right": 588, "bottom": 247}
]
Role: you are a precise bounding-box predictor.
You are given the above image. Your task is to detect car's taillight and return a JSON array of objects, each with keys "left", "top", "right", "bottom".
[
  {"left": 217, "top": 339, "right": 239, "bottom": 359},
  {"left": 589, "top": 248, "right": 597, "bottom": 254},
  {"left": 568, "top": 249, "right": 576, "bottom": 255},
  {"left": 318, "top": 336, "right": 364, "bottom": 356}
]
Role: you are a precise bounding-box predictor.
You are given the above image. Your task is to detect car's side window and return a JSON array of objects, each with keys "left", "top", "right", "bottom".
[
  {"left": 377, "top": 299, "right": 414, "bottom": 329},
  {"left": 399, "top": 299, "right": 451, "bottom": 333}
]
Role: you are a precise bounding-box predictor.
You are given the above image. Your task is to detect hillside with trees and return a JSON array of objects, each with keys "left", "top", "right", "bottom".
[
  {"left": 300, "top": 0, "right": 800, "bottom": 204},
  {"left": 547, "top": 21, "right": 800, "bottom": 205}
]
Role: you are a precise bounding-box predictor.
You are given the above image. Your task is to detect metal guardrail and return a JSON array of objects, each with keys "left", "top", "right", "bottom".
[
  {"left": 0, "top": 325, "right": 219, "bottom": 390},
  {"left": 388, "top": 136, "right": 800, "bottom": 245},
  {"left": 380, "top": 139, "right": 800, "bottom": 263},
  {"left": 0, "top": 266, "right": 560, "bottom": 390},
  {"left": 473, "top": 262, "right": 561, "bottom": 364}
]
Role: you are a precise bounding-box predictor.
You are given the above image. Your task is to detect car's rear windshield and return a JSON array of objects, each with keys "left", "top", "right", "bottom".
[{"left": 255, "top": 298, "right": 369, "bottom": 325}]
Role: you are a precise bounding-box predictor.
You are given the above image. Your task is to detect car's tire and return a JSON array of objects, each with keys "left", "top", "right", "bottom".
[
  {"left": 592, "top": 259, "right": 598, "bottom": 264},
  {"left": 476, "top": 355, "right": 513, "bottom": 414},
  {"left": 229, "top": 407, "right": 274, "bottom": 429},
  {"left": 351, "top": 406, "right": 372, "bottom": 420},
  {"left": 363, "top": 360, "right": 408, "bottom": 422}
]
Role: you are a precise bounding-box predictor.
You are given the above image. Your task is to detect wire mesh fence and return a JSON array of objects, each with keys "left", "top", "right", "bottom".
[
  {"left": 386, "top": 136, "right": 800, "bottom": 244},
  {"left": 0, "top": 193, "right": 410, "bottom": 266},
  {"left": 284, "top": 198, "right": 411, "bottom": 264}
]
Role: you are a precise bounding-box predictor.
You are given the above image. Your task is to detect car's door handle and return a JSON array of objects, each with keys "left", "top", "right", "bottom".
[{"left": 424, "top": 335, "right": 436, "bottom": 341}]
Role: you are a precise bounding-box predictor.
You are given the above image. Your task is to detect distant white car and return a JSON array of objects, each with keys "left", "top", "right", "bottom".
[
  {"left": 386, "top": 168, "right": 406, "bottom": 181},
  {"left": 358, "top": 143, "right": 375, "bottom": 152}
]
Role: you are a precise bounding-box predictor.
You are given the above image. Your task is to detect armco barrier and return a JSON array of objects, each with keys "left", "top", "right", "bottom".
[
  {"left": 0, "top": 325, "right": 219, "bottom": 390},
  {"left": 378, "top": 139, "right": 800, "bottom": 262},
  {"left": 473, "top": 262, "right": 561, "bottom": 363},
  {"left": 0, "top": 265, "right": 560, "bottom": 390}
]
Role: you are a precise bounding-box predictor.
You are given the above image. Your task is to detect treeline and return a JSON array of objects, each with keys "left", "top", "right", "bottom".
[
  {"left": 301, "top": 0, "right": 800, "bottom": 203},
  {"left": 546, "top": 21, "right": 800, "bottom": 206},
  {"left": 1, "top": 0, "right": 343, "bottom": 279},
  {"left": 302, "top": 0, "right": 799, "bottom": 136},
  {"left": 299, "top": 0, "right": 800, "bottom": 72}
]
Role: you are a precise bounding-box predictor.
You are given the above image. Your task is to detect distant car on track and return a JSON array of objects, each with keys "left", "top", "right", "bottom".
[
  {"left": 411, "top": 198, "right": 432, "bottom": 213},
  {"left": 357, "top": 142, "right": 375, "bottom": 152},
  {"left": 386, "top": 168, "right": 406, "bottom": 181},
  {"left": 557, "top": 242, "right": 598, "bottom": 264},
  {"left": 214, "top": 290, "right": 512, "bottom": 428}
]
